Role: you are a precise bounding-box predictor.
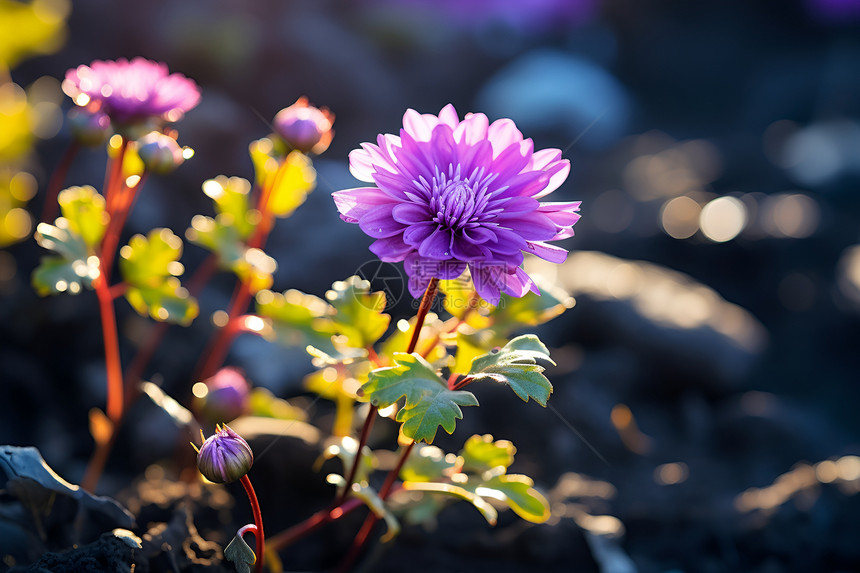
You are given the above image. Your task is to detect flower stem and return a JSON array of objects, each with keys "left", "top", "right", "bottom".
[
  {"left": 267, "top": 497, "right": 364, "bottom": 552},
  {"left": 337, "top": 278, "right": 439, "bottom": 503},
  {"left": 95, "top": 274, "right": 124, "bottom": 424},
  {"left": 407, "top": 278, "right": 440, "bottom": 355},
  {"left": 195, "top": 159, "right": 290, "bottom": 381},
  {"left": 41, "top": 141, "right": 80, "bottom": 223},
  {"left": 338, "top": 442, "right": 415, "bottom": 573},
  {"left": 240, "top": 474, "right": 265, "bottom": 573}
]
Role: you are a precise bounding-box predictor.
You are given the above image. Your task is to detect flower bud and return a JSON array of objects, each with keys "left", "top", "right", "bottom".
[
  {"left": 67, "top": 107, "right": 111, "bottom": 147},
  {"left": 194, "top": 367, "right": 250, "bottom": 425},
  {"left": 273, "top": 97, "right": 334, "bottom": 154},
  {"left": 196, "top": 424, "right": 253, "bottom": 483},
  {"left": 136, "top": 131, "right": 185, "bottom": 174}
]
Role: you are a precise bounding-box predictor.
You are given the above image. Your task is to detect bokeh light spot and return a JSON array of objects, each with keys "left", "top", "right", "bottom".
[{"left": 700, "top": 196, "right": 746, "bottom": 242}]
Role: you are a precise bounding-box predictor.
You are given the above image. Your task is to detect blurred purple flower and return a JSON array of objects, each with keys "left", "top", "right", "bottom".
[
  {"left": 196, "top": 424, "right": 253, "bottom": 484},
  {"left": 332, "top": 104, "right": 580, "bottom": 305},
  {"left": 194, "top": 367, "right": 251, "bottom": 424},
  {"left": 273, "top": 97, "right": 335, "bottom": 154},
  {"left": 62, "top": 57, "right": 200, "bottom": 125}
]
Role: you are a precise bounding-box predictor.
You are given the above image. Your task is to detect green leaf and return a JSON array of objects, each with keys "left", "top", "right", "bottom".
[
  {"left": 451, "top": 329, "right": 494, "bottom": 375},
  {"left": 491, "top": 279, "right": 575, "bottom": 334},
  {"left": 466, "top": 335, "right": 555, "bottom": 406},
  {"left": 320, "top": 436, "right": 376, "bottom": 486},
  {"left": 399, "top": 443, "right": 456, "bottom": 482},
  {"left": 478, "top": 474, "right": 551, "bottom": 524},
  {"left": 32, "top": 221, "right": 99, "bottom": 295},
  {"left": 119, "top": 229, "right": 198, "bottom": 324},
  {"left": 402, "top": 481, "right": 497, "bottom": 525},
  {"left": 250, "top": 140, "right": 316, "bottom": 218},
  {"left": 325, "top": 276, "right": 390, "bottom": 348},
  {"left": 200, "top": 176, "right": 256, "bottom": 239},
  {"left": 118, "top": 228, "right": 184, "bottom": 287},
  {"left": 439, "top": 277, "right": 478, "bottom": 320},
  {"left": 327, "top": 475, "right": 401, "bottom": 542},
  {"left": 361, "top": 353, "right": 478, "bottom": 443},
  {"left": 57, "top": 186, "right": 109, "bottom": 248},
  {"left": 186, "top": 214, "right": 245, "bottom": 267},
  {"left": 125, "top": 280, "right": 198, "bottom": 325},
  {"left": 255, "top": 288, "right": 341, "bottom": 354},
  {"left": 458, "top": 434, "right": 515, "bottom": 474},
  {"left": 224, "top": 532, "right": 256, "bottom": 573}
]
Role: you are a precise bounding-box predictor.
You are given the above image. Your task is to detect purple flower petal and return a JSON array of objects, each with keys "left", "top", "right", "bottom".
[
  {"left": 332, "top": 187, "right": 396, "bottom": 223},
  {"left": 358, "top": 204, "right": 404, "bottom": 238},
  {"left": 332, "top": 104, "right": 581, "bottom": 304}
]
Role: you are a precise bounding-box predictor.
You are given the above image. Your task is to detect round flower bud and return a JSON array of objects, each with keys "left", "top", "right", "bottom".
[
  {"left": 67, "top": 107, "right": 111, "bottom": 147},
  {"left": 273, "top": 97, "right": 334, "bottom": 154},
  {"left": 136, "top": 131, "right": 185, "bottom": 174},
  {"left": 194, "top": 367, "right": 250, "bottom": 425},
  {"left": 196, "top": 424, "right": 253, "bottom": 483}
]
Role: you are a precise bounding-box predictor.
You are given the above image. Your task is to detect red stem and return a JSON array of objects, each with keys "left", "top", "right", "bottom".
[
  {"left": 335, "top": 407, "right": 377, "bottom": 507},
  {"left": 41, "top": 141, "right": 80, "bottom": 222},
  {"left": 195, "top": 159, "right": 290, "bottom": 381},
  {"left": 122, "top": 254, "right": 218, "bottom": 410},
  {"left": 267, "top": 497, "right": 364, "bottom": 552},
  {"left": 338, "top": 442, "right": 415, "bottom": 572},
  {"left": 240, "top": 474, "right": 265, "bottom": 573},
  {"left": 406, "top": 278, "right": 440, "bottom": 355}
]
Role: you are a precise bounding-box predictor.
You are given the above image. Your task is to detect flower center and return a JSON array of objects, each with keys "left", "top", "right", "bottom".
[{"left": 422, "top": 165, "right": 496, "bottom": 232}]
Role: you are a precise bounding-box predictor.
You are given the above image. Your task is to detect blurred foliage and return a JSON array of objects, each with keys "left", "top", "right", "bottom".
[
  {"left": 399, "top": 435, "right": 550, "bottom": 525},
  {"left": 119, "top": 228, "right": 198, "bottom": 324},
  {"left": 0, "top": 0, "right": 69, "bottom": 248}
]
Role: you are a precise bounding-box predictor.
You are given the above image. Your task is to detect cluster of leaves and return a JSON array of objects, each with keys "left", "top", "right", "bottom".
[
  {"left": 185, "top": 140, "right": 315, "bottom": 293},
  {"left": 248, "top": 270, "right": 571, "bottom": 444},
  {"left": 33, "top": 186, "right": 198, "bottom": 323}
]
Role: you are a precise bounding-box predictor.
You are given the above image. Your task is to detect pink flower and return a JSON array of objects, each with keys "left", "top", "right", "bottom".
[
  {"left": 332, "top": 104, "right": 580, "bottom": 305},
  {"left": 63, "top": 57, "right": 200, "bottom": 125}
]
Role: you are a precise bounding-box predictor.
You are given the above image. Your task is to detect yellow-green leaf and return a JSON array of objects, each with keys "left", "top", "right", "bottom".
[
  {"left": 57, "top": 185, "right": 108, "bottom": 248},
  {"left": 458, "top": 434, "right": 515, "bottom": 474}
]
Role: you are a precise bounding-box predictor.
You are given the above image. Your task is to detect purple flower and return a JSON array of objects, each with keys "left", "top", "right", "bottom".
[
  {"left": 332, "top": 104, "right": 580, "bottom": 305},
  {"left": 194, "top": 367, "right": 251, "bottom": 424},
  {"left": 273, "top": 97, "right": 335, "bottom": 154},
  {"left": 196, "top": 424, "right": 253, "bottom": 483},
  {"left": 62, "top": 57, "right": 201, "bottom": 125}
]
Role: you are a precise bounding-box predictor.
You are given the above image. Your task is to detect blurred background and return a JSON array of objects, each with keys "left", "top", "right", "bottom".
[{"left": 2, "top": 0, "right": 860, "bottom": 571}]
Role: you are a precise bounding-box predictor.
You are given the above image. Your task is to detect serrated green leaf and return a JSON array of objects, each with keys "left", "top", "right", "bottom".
[
  {"left": 201, "top": 176, "right": 255, "bottom": 238},
  {"left": 57, "top": 186, "right": 109, "bottom": 248},
  {"left": 402, "top": 481, "right": 497, "bottom": 525},
  {"left": 459, "top": 434, "right": 515, "bottom": 474},
  {"left": 224, "top": 532, "right": 255, "bottom": 573},
  {"left": 125, "top": 279, "right": 198, "bottom": 325},
  {"left": 491, "top": 279, "right": 574, "bottom": 334},
  {"left": 399, "top": 443, "right": 456, "bottom": 482},
  {"left": 325, "top": 276, "right": 390, "bottom": 348},
  {"left": 362, "top": 353, "right": 478, "bottom": 443},
  {"left": 32, "top": 221, "right": 99, "bottom": 295},
  {"left": 466, "top": 335, "right": 555, "bottom": 406},
  {"left": 118, "top": 228, "right": 184, "bottom": 287},
  {"left": 477, "top": 474, "right": 551, "bottom": 524}
]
